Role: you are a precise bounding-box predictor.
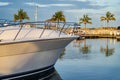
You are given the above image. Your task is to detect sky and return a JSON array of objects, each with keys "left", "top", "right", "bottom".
[{"left": 0, "top": 0, "right": 120, "bottom": 28}]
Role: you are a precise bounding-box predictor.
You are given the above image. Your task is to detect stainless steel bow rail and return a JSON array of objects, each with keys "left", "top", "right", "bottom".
[
  {"left": 0, "top": 19, "right": 19, "bottom": 27},
  {"left": 0, "top": 21, "right": 80, "bottom": 41}
]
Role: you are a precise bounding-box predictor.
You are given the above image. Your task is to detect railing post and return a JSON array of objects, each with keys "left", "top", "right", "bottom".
[
  {"left": 59, "top": 23, "right": 66, "bottom": 37},
  {"left": 39, "top": 22, "right": 46, "bottom": 38},
  {"left": 63, "top": 24, "right": 70, "bottom": 33},
  {"left": 13, "top": 24, "right": 23, "bottom": 40}
]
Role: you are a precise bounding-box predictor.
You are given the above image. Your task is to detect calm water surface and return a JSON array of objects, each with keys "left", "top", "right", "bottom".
[{"left": 55, "top": 39, "right": 120, "bottom": 80}]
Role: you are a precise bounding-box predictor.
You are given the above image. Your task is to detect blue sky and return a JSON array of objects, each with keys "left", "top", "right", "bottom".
[{"left": 0, "top": 0, "right": 120, "bottom": 28}]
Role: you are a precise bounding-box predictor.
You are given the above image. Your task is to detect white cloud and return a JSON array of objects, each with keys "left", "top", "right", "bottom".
[
  {"left": 75, "top": 0, "right": 87, "bottom": 2},
  {"left": 64, "top": 7, "right": 119, "bottom": 19},
  {"left": 59, "top": 0, "right": 87, "bottom": 2},
  {"left": 25, "top": 2, "right": 49, "bottom": 7},
  {"left": 88, "top": 0, "right": 108, "bottom": 6},
  {"left": 64, "top": 0, "right": 120, "bottom": 16},
  {"left": 25, "top": 2, "right": 74, "bottom": 7},
  {"left": 50, "top": 4, "right": 74, "bottom": 7},
  {"left": 0, "top": 2, "right": 11, "bottom": 6},
  {"left": 64, "top": 7, "right": 120, "bottom": 27},
  {"left": 59, "top": 0, "right": 120, "bottom": 7},
  {"left": 87, "top": 0, "right": 119, "bottom": 7},
  {"left": 64, "top": 8, "right": 105, "bottom": 15}
]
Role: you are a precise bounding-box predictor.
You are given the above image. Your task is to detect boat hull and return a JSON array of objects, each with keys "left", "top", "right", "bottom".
[
  {"left": 0, "top": 37, "right": 75, "bottom": 79},
  {"left": 0, "top": 37, "right": 74, "bottom": 57}
]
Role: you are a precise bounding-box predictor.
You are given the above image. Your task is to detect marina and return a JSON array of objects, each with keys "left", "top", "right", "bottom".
[{"left": 0, "top": 0, "right": 120, "bottom": 80}]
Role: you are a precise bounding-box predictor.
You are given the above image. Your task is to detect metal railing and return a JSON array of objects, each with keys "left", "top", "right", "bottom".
[{"left": 0, "top": 21, "right": 80, "bottom": 41}]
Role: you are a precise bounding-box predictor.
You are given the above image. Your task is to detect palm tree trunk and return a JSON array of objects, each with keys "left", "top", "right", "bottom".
[
  {"left": 84, "top": 23, "right": 86, "bottom": 29},
  {"left": 107, "top": 21, "right": 109, "bottom": 27},
  {"left": 57, "top": 20, "right": 59, "bottom": 30},
  {"left": 84, "top": 39, "right": 86, "bottom": 47},
  {"left": 14, "top": 21, "right": 23, "bottom": 40},
  {"left": 106, "top": 38, "right": 109, "bottom": 56}
]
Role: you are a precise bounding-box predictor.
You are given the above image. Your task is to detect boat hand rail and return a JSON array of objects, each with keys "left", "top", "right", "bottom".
[
  {"left": 24, "top": 21, "right": 79, "bottom": 38},
  {"left": 0, "top": 21, "right": 80, "bottom": 41}
]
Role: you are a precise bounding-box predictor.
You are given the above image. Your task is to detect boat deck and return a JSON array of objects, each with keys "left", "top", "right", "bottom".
[{"left": 0, "top": 26, "right": 75, "bottom": 44}]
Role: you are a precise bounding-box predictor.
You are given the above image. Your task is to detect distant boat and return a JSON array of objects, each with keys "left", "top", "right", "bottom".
[{"left": 0, "top": 21, "right": 78, "bottom": 79}]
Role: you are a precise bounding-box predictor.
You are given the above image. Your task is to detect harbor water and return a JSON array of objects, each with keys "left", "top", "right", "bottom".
[{"left": 55, "top": 38, "right": 120, "bottom": 80}]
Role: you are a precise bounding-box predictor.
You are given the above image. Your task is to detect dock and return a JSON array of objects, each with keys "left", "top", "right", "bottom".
[
  {"left": 64, "top": 28, "right": 120, "bottom": 40},
  {"left": 75, "top": 34, "right": 120, "bottom": 41},
  {"left": 80, "top": 34, "right": 116, "bottom": 39},
  {"left": 116, "top": 36, "right": 120, "bottom": 41}
]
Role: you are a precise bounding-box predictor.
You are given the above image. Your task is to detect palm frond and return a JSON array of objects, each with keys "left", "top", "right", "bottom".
[
  {"left": 79, "top": 22, "right": 83, "bottom": 24},
  {"left": 110, "top": 17, "right": 116, "bottom": 21},
  {"left": 51, "top": 11, "right": 66, "bottom": 22},
  {"left": 100, "top": 16, "right": 106, "bottom": 21},
  {"left": 79, "top": 14, "right": 92, "bottom": 28},
  {"left": 13, "top": 9, "right": 30, "bottom": 22},
  {"left": 88, "top": 22, "right": 92, "bottom": 24},
  {"left": 14, "top": 14, "right": 19, "bottom": 22},
  {"left": 100, "top": 11, "right": 116, "bottom": 26}
]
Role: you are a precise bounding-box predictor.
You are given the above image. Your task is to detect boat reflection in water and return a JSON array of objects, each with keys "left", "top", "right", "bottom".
[
  {"left": 48, "top": 69, "right": 62, "bottom": 80},
  {"left": 5, "top": 67, "right": 62, "bottom": 80}
]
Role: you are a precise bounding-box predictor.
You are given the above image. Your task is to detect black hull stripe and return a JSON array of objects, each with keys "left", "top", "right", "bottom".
[{"left": 0, "top": 65, "right": 54, "bottom": 80}]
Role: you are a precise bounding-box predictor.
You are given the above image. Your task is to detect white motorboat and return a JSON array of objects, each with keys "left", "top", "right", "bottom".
[{"left": 0, "top": 22, "right": 78, "bottom": 79}]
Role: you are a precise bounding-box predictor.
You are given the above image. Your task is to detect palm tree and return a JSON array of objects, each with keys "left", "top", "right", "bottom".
[
  {"left": 51, "top": 11, "right": 66, "bottom": 29},
  {"left": 14, "top": 9, "right": 30, "bottom": 23},
  {"left": 100, "top": 11, "right": 116, "bottom": 27},
  {"left": 100, "top": 39, "right": 114, "bottom": 57},
  {"left": 80, "top": 40, "right": 91, "bottom": 54},
  {"left": 79, "top": 14, "right": 92, "bottom": 28},
  {"left": 13, "top": 9, "right": 30, "bottom": 40}
]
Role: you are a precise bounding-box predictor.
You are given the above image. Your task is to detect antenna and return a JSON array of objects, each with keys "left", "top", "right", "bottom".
[{"left": 34, "top": 5, "right": 38, "bottom": 22}]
